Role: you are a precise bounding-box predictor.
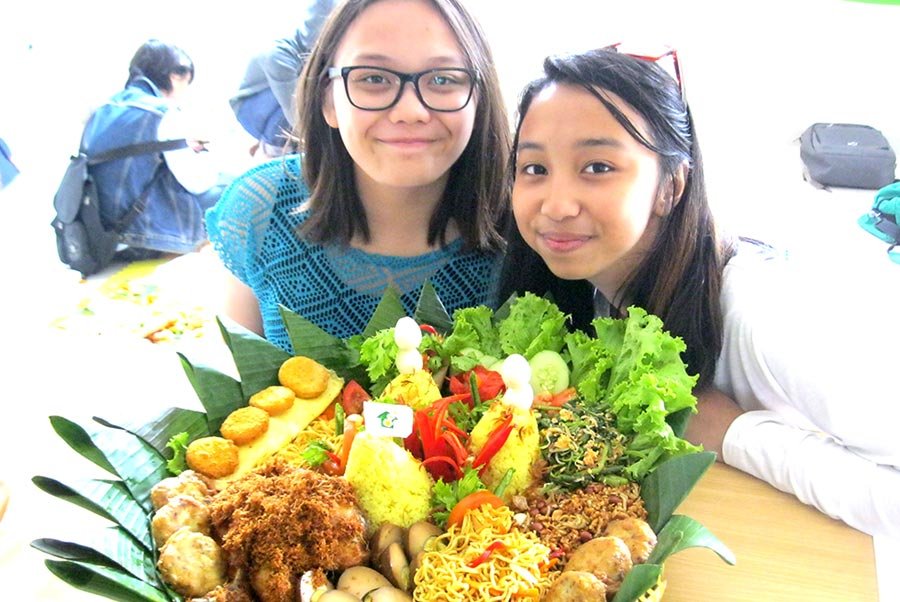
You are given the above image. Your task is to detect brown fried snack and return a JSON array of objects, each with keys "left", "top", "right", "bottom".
[
  {"left": 187, "top": 437, "right": 239, "bottom": 479},
  {"left": 249, "top": 385, "right": 296, "bottom": 416},
  {"left": 208, "top": 461, "right": 369, "bottom": 602},
  {"left": 151, "top": 494, "right": 211, "bottom": 549},
  {"left": 157, "top": 527, "right": 227, "bottom": 598},
  {"left": 278, "top": 356, "right": 330, "bottom": 399},
  {"left": 221, "top": 407, "right": 270, "bottom": 445},
  {"left": 150, "top": 470, "right": 213, "bottom": 510}
]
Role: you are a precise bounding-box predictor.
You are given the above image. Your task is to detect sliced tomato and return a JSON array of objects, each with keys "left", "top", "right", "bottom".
[
  {"left": 446, "top": 490, "right": 505, "bottom": 529},
  {"left": 449, "top": 365, "right": 506, "bottom": 403},
  {"left": 341, "top": 380, "right": 371, "bottom": 416}
]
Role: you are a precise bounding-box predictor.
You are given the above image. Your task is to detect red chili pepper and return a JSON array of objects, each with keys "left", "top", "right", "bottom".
[
  {"left": 419, "top": 324, "right": 439, "bottom": 336},
  {"left": 441, "top": 417, "right": 469, "bottom": 439},
  {"left": 534, "top": 387, "right": 578, "bottom": 407},
  {"left": 471, "top": 413, "right": 514, "bottom": 475},
  {"left": 422, "top": 455, "right": 463, "bottom": 481},
  {"left": 440, "top": 431, "right": 469, "bottom": 467},
  {"left": 467, "top": 541, "right": 506, "bottom": 568}
]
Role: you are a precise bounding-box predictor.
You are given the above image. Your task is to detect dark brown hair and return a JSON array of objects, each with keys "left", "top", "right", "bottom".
[
  {"left": 127, "top": 39, "right": 194, "bottom": 93},
  {"left": 293, "top": 0, "right": 510, "bottom": 251}
]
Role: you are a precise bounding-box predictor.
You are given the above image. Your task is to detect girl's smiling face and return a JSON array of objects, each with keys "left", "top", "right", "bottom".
[
  {"left": 512, "top": 82, "right": 675, "bottom": 298},
  {"left": 322, "top": 0, "right": 477, "bottom": 200}
]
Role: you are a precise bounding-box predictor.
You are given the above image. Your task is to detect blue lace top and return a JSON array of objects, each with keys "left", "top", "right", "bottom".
[{"left": 206, "top": 155, "right": 500, "bottom": 351}]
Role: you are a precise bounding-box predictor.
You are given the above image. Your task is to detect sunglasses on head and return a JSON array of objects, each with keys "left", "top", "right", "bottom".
[{"left": 603, "top": 42, "right": 685, "bottom": 101}]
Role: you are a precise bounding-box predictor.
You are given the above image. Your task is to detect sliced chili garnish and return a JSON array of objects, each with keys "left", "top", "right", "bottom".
[
  {"left": 471, "top": 413, "right": 515, "bottom": 475},
  {"left": 422, "top": 455, "right": 463, "bottom": 481},
  {"left": 467, "top": 541, "right": 506, "bottom": 568},
  {"left": 419, "top": 324, "right": 439, "bottom": 336},
  {"left": 440, "top": 431, "right": 469, "bottom": 467},
  {"left": 534, "top": 386, "right": 578, "bottom": 407}
]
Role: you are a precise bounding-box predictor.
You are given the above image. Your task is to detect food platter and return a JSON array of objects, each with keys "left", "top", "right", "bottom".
[{"left": 32, "top": 284, "right": 735, "bottom": 601}]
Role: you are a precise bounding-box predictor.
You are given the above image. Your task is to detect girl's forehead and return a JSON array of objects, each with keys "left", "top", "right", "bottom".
[{"left": 333, "top": 0, "right": 465, "bottom": 66}]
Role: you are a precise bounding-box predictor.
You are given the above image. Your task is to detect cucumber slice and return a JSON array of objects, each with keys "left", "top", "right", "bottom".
[{"left": 528, "top": 350, "right": 570, "bottom": 395}]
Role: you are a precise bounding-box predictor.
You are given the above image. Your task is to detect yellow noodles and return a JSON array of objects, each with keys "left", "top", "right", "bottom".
[
  {"left": 274, "top": 416, "right": 342, "bottom": 467},
  {"left": 414, "top": 505, "right": 552, "bottom": 601}
]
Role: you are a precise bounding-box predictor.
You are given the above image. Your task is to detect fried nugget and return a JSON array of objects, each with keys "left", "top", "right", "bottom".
[
  {"left": 151, "top": 470, "right": 213, "bottom": 510},
  {"left": 151, "top": 494, "right": 211, "bottom": 548},
  {"left": 278, "top": 356, "right": 330, "bottom": 399},
  {"left": 221, "top": 407, "right": 270, "bottom": 445},
  {"left": 187, "top": 437, "right": 239, "bottom": 479},
  {"left": 249, "top": 386, "right": 296, "bottom": 416},
  {"left": 158, "top": 527, "right": 227, "bottom": 598}
]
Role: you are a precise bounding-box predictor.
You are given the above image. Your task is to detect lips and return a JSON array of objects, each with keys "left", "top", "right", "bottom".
[
  {"left": 539, "top": 231, "right": 592, "bottom": 253},
  {"left": 379, "top": 137, "right": 435, "bottom": 149}
]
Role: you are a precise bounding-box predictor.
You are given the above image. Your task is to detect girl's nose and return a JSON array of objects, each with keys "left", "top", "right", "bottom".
[
  {"left": 540, "top": 180, "right": 581, "bottom": 220},
  {"left": 388, "top": 82, "right": 431, "bottom": 122}
]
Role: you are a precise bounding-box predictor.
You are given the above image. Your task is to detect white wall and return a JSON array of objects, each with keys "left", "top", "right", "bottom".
[{"left": 2, "top": 0, "right": 898, "bottom": 246}]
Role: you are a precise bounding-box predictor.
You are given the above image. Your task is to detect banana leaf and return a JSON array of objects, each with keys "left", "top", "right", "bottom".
[
  {"left": 414, "top": 280, "right": 453, "bottom": 333},
  {"left": 50, "top": 416, "right": 117, "bottom": 476},
  {"left": 216, "top": 317, "right": 291, "bottom": 399},
  {"left": 361, "top": 285, "right": 406, "bottom": 338},
  {"left": 641, "top": 451, "right": 716, "bottom": 532},
  {"left": 32, "top": 477, "right": 152, "bottom": 550},
  {"left": 97, "top": 407, "right": 209, "bottom": 459},
  {"left": 33, "top": 526, "right": 160, "bottom": 586},
  {"left": 177, "top": 354, "right": 243, "bottom": 434},
  {"left": 44, "top": 560, "right": 171, "bottom": 602},
  {"left": 613, "top": 564, "right": 663, "bottom": 602},
  {"left": 279, "top": 305, "right": 363, "bottom": 381},
  {"left": 65, "top": 419, "right": 169, "bottom": 513},
  {"left": 647, "top": 514, "right": 736, "bottom": 566}
]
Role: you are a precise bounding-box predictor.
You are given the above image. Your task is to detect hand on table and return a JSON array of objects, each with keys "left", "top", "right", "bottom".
[{"left": 684, "top": 388, "right": 744, "bottom": 461}]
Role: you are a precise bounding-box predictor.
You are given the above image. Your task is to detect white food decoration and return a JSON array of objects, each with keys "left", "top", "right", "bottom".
[
  {"left": 498, "top": 353, "right": 534, "bottom": 410},
  {"left": 394, "top": 316, "right": 423, "bottom": 374}
]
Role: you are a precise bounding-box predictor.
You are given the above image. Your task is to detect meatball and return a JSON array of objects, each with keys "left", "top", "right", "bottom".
[
  {"left": 564, "top": 536, "right": 633, "bottom": 596},
  {"left": 151, "top": 494, "right": 211, "bottom": 548},
  {"left": 150, "top": 470, "right": 213, "bottom": 510},
  {"left": 603, "top": 517, "right": 657, "bottom": 564},
  {"left": 157, "top": 527, "right": 227, "bottom": 598},
  {"left": 544, "top": 571, "right": 607, "bottom": 601}
]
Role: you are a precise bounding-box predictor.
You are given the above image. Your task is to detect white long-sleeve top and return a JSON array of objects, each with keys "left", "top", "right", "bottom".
[{"left": 715, "top": 249, "right": 900, "bottom": 538}]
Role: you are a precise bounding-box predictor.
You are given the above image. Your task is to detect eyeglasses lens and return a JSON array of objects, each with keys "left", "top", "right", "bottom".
[{"left": 344, "top": 67, "right": 474, "bottom": 111}]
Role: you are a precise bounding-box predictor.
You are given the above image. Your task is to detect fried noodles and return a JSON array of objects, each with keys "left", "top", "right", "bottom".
[{"left": 414, "top": 505, "right": 552, "bottom": 601}]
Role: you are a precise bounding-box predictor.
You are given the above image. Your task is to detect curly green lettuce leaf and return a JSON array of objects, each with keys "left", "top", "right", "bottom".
[
  {"left": 441, "top": 305, "right": 501, "bottom": 359},
  {"left": 498, "top": 292, "right": 568, "bottom": 358},
  {"left": 164, "top": 432, "right": 189, "bottom": 476},
  {"left": 357, "top": 327, "right": 399, "bottom": 395}
]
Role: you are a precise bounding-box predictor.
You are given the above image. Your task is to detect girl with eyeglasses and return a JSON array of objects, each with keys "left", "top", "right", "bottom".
[
  {"left": 206, "top": 0, "right": 509, "bottom": 349},
  {"left": 497, "top": 48, "right": 900, "bottom": 538}
]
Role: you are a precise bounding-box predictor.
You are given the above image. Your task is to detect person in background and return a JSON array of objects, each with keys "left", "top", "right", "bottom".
[
  {"left": 206, "top": 0, "right": 510, "bottom": 351},
  {"left": 230, "top": 0, "right": 338, "bottom": 158},
  {"left": 497, "top": 47, "right": 900, "bottom": 538},
  {"left": 82, "top": 39, "right": 229, "bottom": 260}
]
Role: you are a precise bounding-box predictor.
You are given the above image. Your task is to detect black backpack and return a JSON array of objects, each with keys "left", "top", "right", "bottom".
[{"left": 51, "top": 138, "right": 186, "bottom": 278}]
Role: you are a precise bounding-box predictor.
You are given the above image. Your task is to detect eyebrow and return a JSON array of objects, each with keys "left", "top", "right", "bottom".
[
  {"left": 518, "top": 137, "right": 625, "bottom": 151},
  {"left": 348, "top": 53, "right": 465, "bottom": 66}
]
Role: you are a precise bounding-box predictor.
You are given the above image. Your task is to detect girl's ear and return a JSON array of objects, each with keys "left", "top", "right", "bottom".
[
  {"left": 654, "top": 161, "right": 689, "bottom": 217},
  {"left": 322, "top": 83, "right": 339, "bottom": 128}
]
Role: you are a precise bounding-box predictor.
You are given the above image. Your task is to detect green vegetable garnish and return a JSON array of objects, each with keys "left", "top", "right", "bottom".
[
  {"left": 431, "top": 467, "right": 488, "bottom": 528},
  {"left": 301, "top": 441, "right": 332, "bottom": 467},
  {"left": 165, "top": 431, "right": 190, "bottom": 475}
]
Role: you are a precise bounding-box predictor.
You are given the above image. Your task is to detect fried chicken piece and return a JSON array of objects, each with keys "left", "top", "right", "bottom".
[
  {"left": 187, "top": 437, "right": 239, "bottom": 479},
  {"left": 208, "top": 461, "right": 369, "bottom": 602},
  {"left": 151, "top": 494, "right": 211, "bottom": 549},
  {"left": 157, "top": 527, "right": 226, "bottom": 598},
  {"left": 221, "top": 407, "right": 270, "bottom": 445},
  {"left": 150, "top": 470, "right": 213, "bottom": 510},
  {"left": 249, "top": 385, "right": 296, "bottom": 416},
  {"left": 278, "top": 356, "right": 330, "bottom": 398}
]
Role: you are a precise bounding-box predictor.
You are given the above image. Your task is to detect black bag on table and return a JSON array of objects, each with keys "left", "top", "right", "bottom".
[
  {"left": 800, "top": 123, "right": 896, "bottom": 190},
  {"left": 51, "top": 138, "right": 187, "bottom": 278}
]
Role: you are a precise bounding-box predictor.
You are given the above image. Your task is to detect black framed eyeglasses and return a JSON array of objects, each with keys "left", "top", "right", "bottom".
[{"left": 327, "top": 65, "right": 477, "bottom": 112}]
